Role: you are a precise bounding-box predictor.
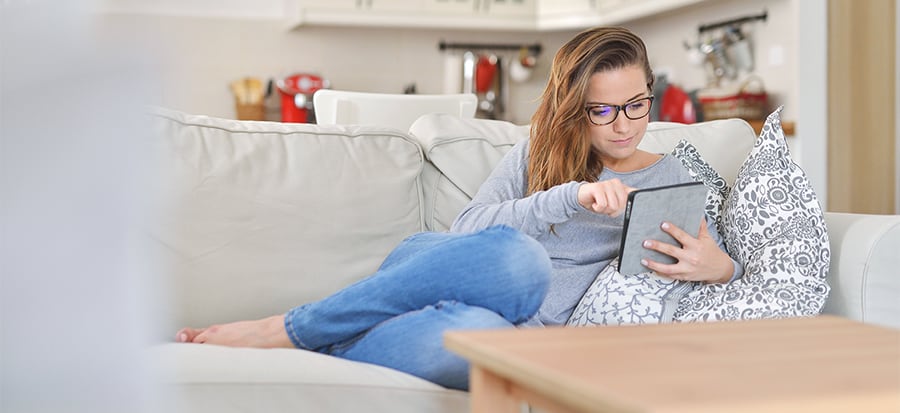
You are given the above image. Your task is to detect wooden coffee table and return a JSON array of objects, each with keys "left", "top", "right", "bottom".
[{"left": 444, "top": 316, "right": 900, "bottom": 413}]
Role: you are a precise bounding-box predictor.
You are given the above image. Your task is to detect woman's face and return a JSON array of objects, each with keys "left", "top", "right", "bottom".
[{"left": 584, "top": 65, "right": 652, "bottom": 169}]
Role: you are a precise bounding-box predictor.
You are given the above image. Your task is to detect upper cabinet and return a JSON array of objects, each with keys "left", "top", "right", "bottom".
[
  {"left": 428, "top": 0, "right": 534, "bottom": 16},
  {"left": 285, "top": 0, "right": 706, "bottom": 31},
  {"left": 537, "top": 0, "right": 708, "bottom": 30},
  {"left": 311, "top": 0, "right": 425, "bottom": 13},
  {"left": 285, "top": 0, "right": 535, "bottom": 30}
]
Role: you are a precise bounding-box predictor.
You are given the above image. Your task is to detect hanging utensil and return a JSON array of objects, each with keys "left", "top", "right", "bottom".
[
  {"left": 462, "top": 51, "right": 476, "bottom": 94},
  {"left": 475, "top": 54, "right": 498, "bottom": 94},
  {"left": 509, "top": 46, "right": 535, "bottom": 83},
  {"left": 725, "top": 26, "right": 754, "bottom": 72},
  {"left": 700, "top": 37, "right": 736, "bottom": 86}
]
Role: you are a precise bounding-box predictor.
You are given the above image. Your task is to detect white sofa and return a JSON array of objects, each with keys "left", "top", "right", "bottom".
[{"left": 149, "top": 108, "right": 900, "bottom": 413}]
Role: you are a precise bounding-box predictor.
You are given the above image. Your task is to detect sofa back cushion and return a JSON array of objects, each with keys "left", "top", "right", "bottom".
[
  {"left": 410, "top": 113, "right": 529, "bottom": 232},
  {"left": 409, "top": 115, "right": 756, "bottom": 232},
  {"left": 150, "top": 110, "right": 425, "bottom": 334},
  {"left": 640, "top": 119, "right": 756, "bottom": 184}
]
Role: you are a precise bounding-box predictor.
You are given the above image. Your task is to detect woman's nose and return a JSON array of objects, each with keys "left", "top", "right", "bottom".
[{"left": 611, "top": 111, "right": 631, "bottom": 133}]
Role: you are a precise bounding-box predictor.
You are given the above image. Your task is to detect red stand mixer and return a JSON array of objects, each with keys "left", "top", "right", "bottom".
[{"left": 277, "top": 73, "right": 328, "bottom": 123}]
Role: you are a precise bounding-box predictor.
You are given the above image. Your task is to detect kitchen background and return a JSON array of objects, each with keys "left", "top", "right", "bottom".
[
  {"left": 98, "top": 0, "right": 893, "bottom": 213},
  {"left": 100, "top": 0, "right": 797, "bottom": 125}
]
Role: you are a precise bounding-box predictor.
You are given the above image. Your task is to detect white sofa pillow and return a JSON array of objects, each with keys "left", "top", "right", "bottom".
[
  {"left": 640, "top": 119, "right": 756, "bottom": 184},
  {"left": 409, "top": 115, "right": 755, "bottom": 232},
  {"left": 409, "top": 113, "right": 529, "bottom": 231},
  {"left": 150, "top": 109, "right": 426, "bottom": 336}
]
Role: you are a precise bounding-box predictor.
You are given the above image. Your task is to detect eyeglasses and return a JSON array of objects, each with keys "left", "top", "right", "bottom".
[{"left": 584, "top": 96, "right": 655, "bottom": 126}]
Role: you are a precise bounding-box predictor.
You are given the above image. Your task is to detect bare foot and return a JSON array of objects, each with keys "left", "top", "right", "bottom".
[{"left": 174, "top": 314, "right": 294, "bottom": 349}]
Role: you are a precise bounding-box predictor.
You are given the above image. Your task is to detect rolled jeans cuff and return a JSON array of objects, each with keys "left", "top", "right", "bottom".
[{"left": 284, "top": 305, "right": 311, "bottom": 350}]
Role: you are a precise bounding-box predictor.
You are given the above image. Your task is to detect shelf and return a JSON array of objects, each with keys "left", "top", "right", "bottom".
[{"left": 747, "top": 119, "right": 795, "bottom": 136}]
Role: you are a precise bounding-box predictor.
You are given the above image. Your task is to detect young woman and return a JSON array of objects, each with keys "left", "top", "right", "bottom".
[{"left": 175, "top": 26, "right": 741, "bottom": 391}]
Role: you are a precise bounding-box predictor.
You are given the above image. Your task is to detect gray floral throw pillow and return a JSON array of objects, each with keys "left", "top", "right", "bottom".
[
  {"left": 675, "top": 107, "right": 831, "bottom": 321},
  {"left": 567, "top": 258, "right": 695, "bottom": 326},
  {"left": 672, "top": 139, "right": 730, "bottom": 237}
]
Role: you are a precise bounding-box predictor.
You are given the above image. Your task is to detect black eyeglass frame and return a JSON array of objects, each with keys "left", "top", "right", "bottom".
[{"left": 584, "top": 95, "right": 656, "bottom": 126}]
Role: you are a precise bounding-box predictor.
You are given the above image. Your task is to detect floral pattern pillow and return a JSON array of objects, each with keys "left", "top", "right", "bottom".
[
  {"left": 674, "top": 107, "right": 831, "bottom": 321},
  {"left": 567, "top": 258, "right": 695, "bottom": 326},
  {"left": 672, "top": 139, "right": 730, "bottom": 237}
]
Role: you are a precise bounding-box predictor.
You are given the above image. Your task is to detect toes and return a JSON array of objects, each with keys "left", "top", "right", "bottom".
[
  {"left": 193, "top": 331, "right": 209, "bottom": 344},
  {"left": 175, "top": 327, "right": 205, "bottom": 343},
  {"left": 175, "top": 328, "right": 190, "bottom": 342}
]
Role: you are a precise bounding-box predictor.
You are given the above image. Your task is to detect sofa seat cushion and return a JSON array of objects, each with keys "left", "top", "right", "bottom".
[
  {"left": 150, "top": 109, "right": 426, "bottom": 336},
  {"left": 152, "top": 344, "right": 467, "bottom": 413}
]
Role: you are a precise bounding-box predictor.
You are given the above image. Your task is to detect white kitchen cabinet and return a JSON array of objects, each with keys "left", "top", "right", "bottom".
[
  {"left": 536, "top": 0, "right": 708, "bottom": 30},
  {"left": 536, "top": 0, "right": 592, "bottom": 16},
  {"left": 285, "top": 0, "right": 426, "bottom": 29},
  {"left": 292, "top": 0, "right": 423, "bottom": 13},
  {"left": 536, "top": 0, "right": 597, "bottom": 30},
  {"left": 482, "top": 0, "right": 535, "bottom": 17},
  {"left": 587, "top": 0, "right": 708, "bottom": 27},
  {"left": 286, "top": 0, "right": 707, "bottom": 31},
  {"left": 427, "top": 0, "right": 476, "bottom": 14},
  {"left": 420, "top": 0, "right": 535, "bottom": 30},
  {"left": 368, "top": 0, "right": 424, "bottom": 12},
  {"left": 428, "top": 0, "right": 533, "bottom": 16},
  {"left": 287, "top": 0, "right": 534, "bottom": 30}
]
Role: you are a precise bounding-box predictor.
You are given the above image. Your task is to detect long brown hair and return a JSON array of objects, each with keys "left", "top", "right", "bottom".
[{"left": 527, "top": 27, "right": 654, "bottom": 195}]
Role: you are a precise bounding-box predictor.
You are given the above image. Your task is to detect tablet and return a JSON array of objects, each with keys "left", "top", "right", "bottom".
[{"left": 617, "top": 181, "right": 708, "bottom": 276}]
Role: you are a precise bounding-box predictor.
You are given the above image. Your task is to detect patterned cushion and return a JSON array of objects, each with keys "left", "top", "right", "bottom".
[
  {"left": 672, "top": 139, "right": 730, "bottom": 237},
  {"left": 674, "top": 107, "right": 831, "bottom": 321},
  {"left": 567, "top": 258, "right": 695, "bottom": 326}
]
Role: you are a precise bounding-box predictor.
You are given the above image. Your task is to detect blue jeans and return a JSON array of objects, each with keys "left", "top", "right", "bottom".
[{"left": 283, "top": 225, "right": 551, "bottom": 390}]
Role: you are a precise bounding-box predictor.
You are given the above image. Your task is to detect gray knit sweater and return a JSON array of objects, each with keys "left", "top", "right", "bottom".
[{"left": 450, "top": 139, "right": 741, "bottom": 326}]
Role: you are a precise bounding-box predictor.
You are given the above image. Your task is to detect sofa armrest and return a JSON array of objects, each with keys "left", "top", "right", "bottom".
[{"left": 823, "top": 212, "right": 900, "bottom": 328}]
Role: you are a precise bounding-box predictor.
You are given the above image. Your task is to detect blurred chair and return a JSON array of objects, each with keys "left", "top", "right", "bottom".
[{"left": 313, "top": 90, "right": 478, "bottom": 131}]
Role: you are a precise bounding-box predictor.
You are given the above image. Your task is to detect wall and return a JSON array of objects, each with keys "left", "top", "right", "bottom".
[
  {"left": 97, "top": 0, "right": 800, "bottom": 126},
  {"left": 630, "top": 0, "right": 797, "bottom": 120},
  {"left": 97, "top": 14, "right": 573, "bottom": 125},
  {"left": 795, "top": 0, "right": 828, "bottom": 209},
  {"left": 98, "top": 0, "right": 285, "bottom": 19},
  {"left": 827, "top": 0, "right": 896, "bottom": 214}
]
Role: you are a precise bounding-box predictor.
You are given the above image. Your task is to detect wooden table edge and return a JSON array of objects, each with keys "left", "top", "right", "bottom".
[
  {"left": 445, "top": 330, "right": 638, "bottom": 413},
  {"left": 444, "top": 317, "right": 900, "bottom": 413}
]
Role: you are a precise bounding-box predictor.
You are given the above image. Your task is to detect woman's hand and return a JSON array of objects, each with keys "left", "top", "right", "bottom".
[
  {"left": 640, "top": 219, "right": 734, "bottom": 284},
  {"left": 577, "top": 179, "right": 635, "bottom": 217}
]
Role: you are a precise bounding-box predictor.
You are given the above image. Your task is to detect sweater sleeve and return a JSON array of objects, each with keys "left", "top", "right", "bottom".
[{"left": 450, "top": 140, "right": 586, "bottom": 237}]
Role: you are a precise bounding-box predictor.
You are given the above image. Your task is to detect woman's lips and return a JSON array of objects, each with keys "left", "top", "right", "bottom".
[{"left": 610, "top": 136, "right": 633, "bottom": 146}]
